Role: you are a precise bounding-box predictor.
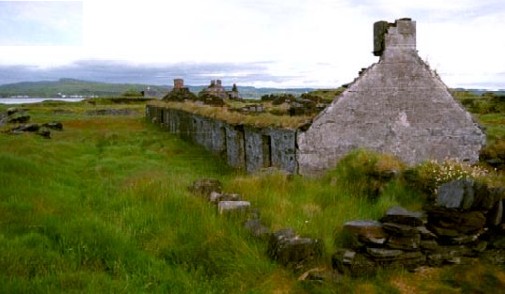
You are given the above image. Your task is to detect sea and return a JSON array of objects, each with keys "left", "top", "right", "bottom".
[{"left": 0, "top": 98, "right": 84, "bottom": 105}]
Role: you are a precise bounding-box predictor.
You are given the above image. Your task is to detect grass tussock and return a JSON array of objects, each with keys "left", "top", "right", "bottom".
[{"left": 148, "top": 100, "right": 312, "bottom": 129}]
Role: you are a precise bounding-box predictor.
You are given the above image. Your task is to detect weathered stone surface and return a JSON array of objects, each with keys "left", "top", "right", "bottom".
[
  {"left": 380, "top": 206, "right": 425, "bottom": 227},
  {"left": 268, "top": 228, "right": 323, "bottom": 267},
  {"left": 473, "top": 182, "right": 505, "bottom": 210},
  {"left": 217, "top": 201, "right": 250, "bottom": 215},
  {"left": 188, "top": 178, "right": 222, "bottom": 197},
  {"left": 343, "top": 220, "right": 388, "bottom": 246},
  {"left": 382, "top": 222, "right": 420, "bottom": 237},
  {"left": 386, "top": 234, "right": 421, "bottom": 251},
  {"left": 435, "top": 179, "right": 475, "bottom": 210}
]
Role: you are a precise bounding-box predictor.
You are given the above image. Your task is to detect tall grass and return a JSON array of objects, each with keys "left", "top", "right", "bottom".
[{"left": 0, "top": 102, "right": 503, "bottom": 293}]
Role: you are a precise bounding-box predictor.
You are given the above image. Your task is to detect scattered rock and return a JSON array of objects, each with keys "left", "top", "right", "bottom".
[
  {"left": 268, "top": 228, "right": 323, "bottom": 268},
  {"left": 209, "top": 192, "right": 241, "bottom": 204},
  {"left": 188, "top": 178, "right": 222, "bottom": 197},
  {"left": 10, "top": 123, "right": 40, "bottom": 133},
  {"left": 42, "top": 121, "right": 63, "bottom": 130},
  {"left": 8, "top": 113, "right": 30, "bottom": 124},
  {"left": 217, "top": 201, "right": 250, "bottom": 216},
  {"left": 6, "top": 107, "right": 19, "bottom": 116}
]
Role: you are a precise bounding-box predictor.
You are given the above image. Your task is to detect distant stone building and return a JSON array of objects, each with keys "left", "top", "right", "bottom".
[
  {"left": 296, "top": 18, "right": 485, "bottom": 175},
  {"left": 162, "top": 79, "right": 198, "bottom": 101}
]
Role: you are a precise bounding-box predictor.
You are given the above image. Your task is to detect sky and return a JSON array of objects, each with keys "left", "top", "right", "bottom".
[{"left": 0, "top": 0, "right": 504, "bottom": 89}]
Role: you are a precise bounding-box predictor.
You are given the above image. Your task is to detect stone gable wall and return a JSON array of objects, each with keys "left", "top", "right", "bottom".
[{"left": 296, "top": 19, "right": 485, "bottom": 176}]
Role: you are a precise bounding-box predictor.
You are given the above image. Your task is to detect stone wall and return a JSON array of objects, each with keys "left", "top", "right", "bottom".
[
  {"left": 146, "top": 105, "right": 298, "bottom": 173},
  {"left": 296, "top": 18, "right": 485, "bottom": 176}
]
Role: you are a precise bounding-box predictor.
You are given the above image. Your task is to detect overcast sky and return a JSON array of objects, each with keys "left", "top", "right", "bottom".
[{"left": 0, "top": 0, "right": 504, "bottom": 88}]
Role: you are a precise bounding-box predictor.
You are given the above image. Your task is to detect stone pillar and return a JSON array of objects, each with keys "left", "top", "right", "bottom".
[{"left": 174, "top": 79, "right": 184, "bottom": 89}]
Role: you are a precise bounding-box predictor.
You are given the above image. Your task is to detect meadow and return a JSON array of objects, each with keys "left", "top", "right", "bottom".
[{"left": 0, "top": 99, "right": 504, "bottom": 293}]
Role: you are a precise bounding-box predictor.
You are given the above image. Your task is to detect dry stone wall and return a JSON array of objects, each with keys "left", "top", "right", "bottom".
[{"left": 146, "top": 105, "right": 298, "bottom": 173}]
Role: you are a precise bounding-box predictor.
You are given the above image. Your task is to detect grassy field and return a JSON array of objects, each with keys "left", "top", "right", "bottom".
[{"left": 0, "top": 100, "right": 504, "bottom": 293}]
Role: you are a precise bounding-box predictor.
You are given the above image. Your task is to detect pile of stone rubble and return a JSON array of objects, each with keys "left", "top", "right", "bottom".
[
  {"left": 333, "top": 179, "right": 505, "bottom": 276},
  {"left": 1, "top": 107, "right": 63, "bottom": 138},
  {"left": 190, "top": 177, "right": 504, "bottom": 278}
]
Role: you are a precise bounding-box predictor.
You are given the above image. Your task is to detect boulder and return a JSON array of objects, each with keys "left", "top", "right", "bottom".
[
  {"left": 380, "top": 206, "right": 425, "bottom": 226},
  {"left": 343, "top": 220, "right": 388, "bottom": 247},
  {"left": 8, "top": 113, "right": 30, "bottom": 124},
  {"left": 42, "top": 121, "right": 63, "bottom": 130},
  {"left": 6, "top": 107, "right": 19, "bottom": 116},
  {"left": 268, "top": 228, "right": 323, "bottom": 268},
  {"left": 435, "top": 179, "right": 475, "bottom": 210},
  {"left": 10, "top": 123, "right": 40, "bottom": 133},
  {"left": 188, "top": 178, "right": 222, "bottom": 197}
]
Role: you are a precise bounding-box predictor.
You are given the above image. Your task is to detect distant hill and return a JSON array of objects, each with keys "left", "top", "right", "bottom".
[
  {"left": 0, "top": 78, "right": 316, "bottom": 99},
  {"left": 0, "top": 78, "right": 170, "bottom": 98}
]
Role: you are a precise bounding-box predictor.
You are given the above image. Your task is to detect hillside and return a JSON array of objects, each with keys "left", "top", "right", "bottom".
[
  {"left": 0, "top": 78, "right": 170, "bottom": 98},
  {"left": 0, "top": 78, "right": 315, "bottom": 99}
]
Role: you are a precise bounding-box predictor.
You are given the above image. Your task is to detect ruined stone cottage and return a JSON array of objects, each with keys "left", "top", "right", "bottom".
[
  {"left": 296, "top": 18, "right": 485, "bottom": 174},
  {"left": 146, "top": 18, "right": 485, "bottom": 176}
]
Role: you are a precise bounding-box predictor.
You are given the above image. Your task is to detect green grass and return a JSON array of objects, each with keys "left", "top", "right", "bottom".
[{"left": 0, "top": 101, "right": 504, "bottom": 293}]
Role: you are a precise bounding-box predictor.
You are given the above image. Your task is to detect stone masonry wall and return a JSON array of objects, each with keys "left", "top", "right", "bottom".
[
  {"left": 146, "top": 105, "right": 298, "bottom": 173},
  {"left": 296, "top": 19, "right": 485, "bottom": 176}
]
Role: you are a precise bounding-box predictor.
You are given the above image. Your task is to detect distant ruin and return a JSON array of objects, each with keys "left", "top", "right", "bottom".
[{"left": 147, "top": 18, "right": 486, "bottom": 176}]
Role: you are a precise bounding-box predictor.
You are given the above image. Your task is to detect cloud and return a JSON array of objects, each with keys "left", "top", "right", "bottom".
[
  {"left": 0, "top": 60, "right": 294, "bottom": 86},
  {"left": 0, "top": 1, "right": 82, "bottom": 46}
]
